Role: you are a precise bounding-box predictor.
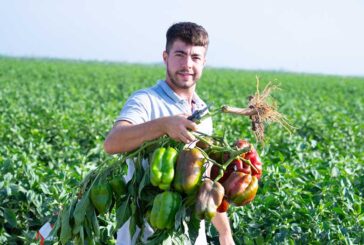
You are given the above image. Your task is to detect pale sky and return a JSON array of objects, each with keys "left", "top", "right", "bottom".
[{"left": 1, "top": 0, "right": 363, "bottom": 76}]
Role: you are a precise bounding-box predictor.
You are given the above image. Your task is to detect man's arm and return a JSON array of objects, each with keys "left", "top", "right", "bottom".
[
  {"left": 212, "top": 213, "right": 235, "bottom": 245},
  {"left": 104, "top": 115, "right": 197, "bottom": 154}
]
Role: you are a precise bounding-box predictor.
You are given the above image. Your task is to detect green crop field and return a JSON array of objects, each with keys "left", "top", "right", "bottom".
[{"left": 1, "top": 57, "right": 363, "bottom": 244}]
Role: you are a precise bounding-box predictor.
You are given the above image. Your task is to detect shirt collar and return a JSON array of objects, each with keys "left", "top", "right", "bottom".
[
  {"left": 157, "top": 80, "right": 182, "bottom": 103},
  {"left": 157, "top": 80, "right": 206, "bottom": 110}
]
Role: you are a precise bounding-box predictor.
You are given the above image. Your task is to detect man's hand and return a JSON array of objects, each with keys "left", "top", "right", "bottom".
[
  {"left": 161, "top": 114, "right": 197, "bottom": 144},
  {"left": 212, "top": 213, "right": 235, "bottom": 245},
  {"left": 219, "top": 232, "right": 235, "bottom": 245},
  {"left": 104, "top": 114, "right": 198, "bottom": 154}
]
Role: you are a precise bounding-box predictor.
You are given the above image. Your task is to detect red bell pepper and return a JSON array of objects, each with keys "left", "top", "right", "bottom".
[{"left": 223, "top": 172, "right": 258, "bottom": 206}]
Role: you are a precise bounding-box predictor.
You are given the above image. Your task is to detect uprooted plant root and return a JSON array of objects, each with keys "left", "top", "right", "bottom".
[{"left": 221, "top": 76, "right": 294, "bottom": 142}]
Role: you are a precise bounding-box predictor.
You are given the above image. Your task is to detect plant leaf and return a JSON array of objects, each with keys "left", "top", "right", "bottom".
[
  {"left": 187, "top": 213, "right": 200, "bottom": 244},
  {"left": 115, "top": 196, "right": 131, "bottom": 230},
  {"left": 138, "top": 166, "right": 150, "bottom": 198},
  {"left": 4, "top": 208, "right": 17, "bottom": 228}
]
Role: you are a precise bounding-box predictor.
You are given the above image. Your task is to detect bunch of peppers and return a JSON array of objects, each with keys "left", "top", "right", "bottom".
[
  {"left": 204, "top": 138, "right": 263, "bottom": 213},
  {"left": 87, "top": 137, "right": 262, "bottom": 235},
  {"left": 147, "top": 137, "right": 263, "bottom": 230},
  {"left": 53, "top": 136, "right": 263, "bottom": 244}
]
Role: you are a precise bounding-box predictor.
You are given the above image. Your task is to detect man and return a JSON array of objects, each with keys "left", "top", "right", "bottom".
[{"left": 104, "top": 22, "right": 235, "bottom": 245}]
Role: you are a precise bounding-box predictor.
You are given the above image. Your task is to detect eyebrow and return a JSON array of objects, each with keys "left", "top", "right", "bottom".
[
  {"left": 174, "top": 50, "right": 187, "bottom": 55},
  {"left": 173, "top": 50, "right": 203, "bottom": 57}
]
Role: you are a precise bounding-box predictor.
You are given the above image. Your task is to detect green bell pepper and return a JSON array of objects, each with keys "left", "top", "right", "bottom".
[
  {"left": 150, "top": 147, "right": 178, "bottom": 190},
  {"left": 89, "top": 183, "right": 112, "bottom": 215},
  {"left": 150, "top": 191, "right": 181, "bottom": 230}
]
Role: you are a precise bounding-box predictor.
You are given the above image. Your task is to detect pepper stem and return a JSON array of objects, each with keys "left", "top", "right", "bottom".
[
  {"left": 240, "top": 157, "right": 258, "bottom": 173},
  {"left": 222, "top": 147, "right": 251, "bottom": 169},
  {"left": 192, "top": 133, "right": 252, "bottom": 183}
]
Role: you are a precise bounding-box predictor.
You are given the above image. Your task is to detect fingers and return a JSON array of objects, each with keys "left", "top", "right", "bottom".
[
  {"left": 168, "top": 130, "right": 194, "bottom": 144},
  {"left": 185, "top": 120, "right": 198, "bottom": 132},
  {"left": 178, "top": 129, "right": 195, "bottom": 144},
  {"left": 179, "top": 114, "right": 198, "bottom": 132},
  {"left": 179, "top": 116, "right": 197, "bottom": 143},
  {"left": 164, "top": 115, "right": 198, "bottom": 144}
]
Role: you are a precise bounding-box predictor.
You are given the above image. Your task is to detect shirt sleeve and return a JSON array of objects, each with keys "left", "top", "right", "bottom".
[{"left": 115, "top": 90, "right": 151, "bottom": 125}]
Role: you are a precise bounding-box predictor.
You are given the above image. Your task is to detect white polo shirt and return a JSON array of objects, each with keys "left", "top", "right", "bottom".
[{"left": 115, "top": 80, "right": 213, "bottom": 245}]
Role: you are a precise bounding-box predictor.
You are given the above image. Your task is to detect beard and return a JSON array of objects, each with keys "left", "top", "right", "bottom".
[{"left": 166, "top": 63, "right": 197, "bottom": 89}]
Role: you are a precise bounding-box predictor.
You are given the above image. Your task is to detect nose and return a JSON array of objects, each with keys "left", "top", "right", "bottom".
[{"left": 181, "top": 55, "right": 193, "bottom": 69}]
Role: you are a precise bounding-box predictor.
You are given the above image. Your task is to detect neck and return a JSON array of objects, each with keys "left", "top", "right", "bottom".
[{"left": 165, "top": 79, "right": 195, "bottom": 104}]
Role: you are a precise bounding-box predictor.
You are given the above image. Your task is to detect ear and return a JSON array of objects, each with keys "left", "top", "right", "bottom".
[{"left": 163, "top": 51, "right": 168, "bottom": 64}]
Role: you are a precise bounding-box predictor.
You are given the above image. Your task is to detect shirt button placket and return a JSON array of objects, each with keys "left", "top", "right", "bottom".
[{"left": 178, "top": 100, "right": 189, "bottom": 114}]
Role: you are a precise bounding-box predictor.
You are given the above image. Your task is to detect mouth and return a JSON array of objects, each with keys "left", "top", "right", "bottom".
[{"left": 177, "top": 71, "right": 194, "bottom": 78}]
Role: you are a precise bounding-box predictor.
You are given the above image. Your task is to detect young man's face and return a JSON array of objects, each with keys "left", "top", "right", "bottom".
[{"left": 163, "top": 39, "right": 206, "bottom": 91}]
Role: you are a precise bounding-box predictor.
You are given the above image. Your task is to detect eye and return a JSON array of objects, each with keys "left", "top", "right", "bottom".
[
  {"left": 175, "top": 52, "right": 184, "bottom": 58},
  {"left": 192, "top": 56, "right": 202, "bottom": 62}
]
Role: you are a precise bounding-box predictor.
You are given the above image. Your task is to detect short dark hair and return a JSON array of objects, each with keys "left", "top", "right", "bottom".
[{"left": 166, "top": 22, "right": 209, "bottom": 53}]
